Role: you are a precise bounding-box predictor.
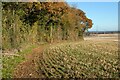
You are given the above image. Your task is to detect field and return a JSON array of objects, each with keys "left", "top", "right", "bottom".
[{"left": 3, "top": 34, "right": 119, "bottom": 78}]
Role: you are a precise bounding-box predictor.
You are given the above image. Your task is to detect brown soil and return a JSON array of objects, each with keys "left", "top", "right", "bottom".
[{"left": 13, "top": 45, "right": 46, "bottom": 78}]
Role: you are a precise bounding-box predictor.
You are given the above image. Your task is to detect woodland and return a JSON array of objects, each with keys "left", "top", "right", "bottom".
[{"left": 2, "top": 2, "right": 92, "bottom": 51}]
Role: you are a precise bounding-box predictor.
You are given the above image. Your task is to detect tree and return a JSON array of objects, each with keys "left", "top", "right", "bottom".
[{"left": 2, "top": 2, "right": 93, "bottom": 50}]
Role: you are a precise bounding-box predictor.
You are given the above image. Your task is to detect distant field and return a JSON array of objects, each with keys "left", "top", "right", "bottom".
[{"left": 84, "top": 33, "right": 118, "bottom": 42}]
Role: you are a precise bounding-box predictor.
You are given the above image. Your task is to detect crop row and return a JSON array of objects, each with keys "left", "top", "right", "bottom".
[{"left": 37, "top": 41, "right": 118, "bottom": 78}]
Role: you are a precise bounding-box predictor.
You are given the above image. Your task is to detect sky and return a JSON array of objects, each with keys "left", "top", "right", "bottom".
[
  {"left": 65, "top": 0, "right": 119, "bottom": 2},
  {"left": 66, "top": 1, "right": 118, "bottom": 31}
]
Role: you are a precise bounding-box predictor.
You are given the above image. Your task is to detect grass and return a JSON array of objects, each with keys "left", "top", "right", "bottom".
[
  {"left": 37, "top": 41, "right": 119, "bottom": 78},
  {"left": 2, "top": 44, "right": 38, "bottom": 78}
]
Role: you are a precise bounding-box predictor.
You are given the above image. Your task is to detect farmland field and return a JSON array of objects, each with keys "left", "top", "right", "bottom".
[
  {"left": 12, "top": 34, "right": 119, "bottom": 78},
  {"left": 2, "top": 2, "right": 119, "bottom": 79}
]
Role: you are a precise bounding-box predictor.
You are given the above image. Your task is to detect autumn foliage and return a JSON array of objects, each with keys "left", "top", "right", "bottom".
[{"left": 2, "top": 2, "right": 93, "bottom": 50}]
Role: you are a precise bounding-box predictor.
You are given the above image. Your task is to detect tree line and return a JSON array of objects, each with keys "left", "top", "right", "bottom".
[{"left": 2, "top": 2, "right": 93, "bottom": 51}]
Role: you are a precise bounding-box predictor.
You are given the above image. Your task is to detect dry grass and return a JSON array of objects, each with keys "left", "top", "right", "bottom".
[
  {"left": 3, "top": 34, "right": 119, "bottom": 78},
  {"left": 37, "top": 38, "right": 118, "bottom": 78}
]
